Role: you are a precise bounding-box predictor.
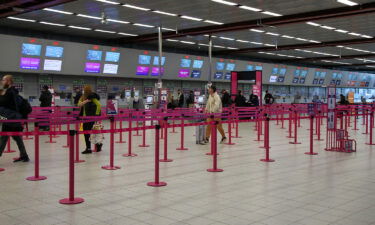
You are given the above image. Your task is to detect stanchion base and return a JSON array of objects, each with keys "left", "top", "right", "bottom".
[
  {"left": 122, "top": 153, "right": 138, "bottom": 157},
  {"left": 4, "top": 150, "right": 16, "bottom": 153},
  {"left": 289, "top": 142, "right": 301, "bottom": 144},
  {"left": 205, "top": 152, "right": 219, "bottom": 155},
  {"left": 74, "top": 160, "right": 85, "bottom": 163},
  {"left": 225, "top": 142, "right": 235, "bottom": 145},
  {"left": 160, "top": 159, "right": 173, "bottom": 162},
  {"left": 26, "top": 176, "right": 47, "bottom": 181},
  {"left": 116, "top": 141, "right": 126, "bottom": 144},
  {"left": 139, "top": 144, "right": 150, "bottom": 147},
  {"left": 365, "top": 143, "right": 375, "bottom": 145},
  {"left": 147, "top": 181, "right": 167, "bottom": 187},
  {"left": 260, "top": 159, "right": 275, "bottom": 162},
  {"left": 207, "top": 168, "right": 223, "bottom": 172},
  {"left": 101, "top": 165, "right": 121, "bottom": 170},
  {"left": 305, "top": 152, "right": 318, "bottom": 155},
  {"left": 45, "top": 141, "right": 57, "bottom": 143},
  {"left": 59, "top": 197, "right": 84, "bottom": 205},
  {"left": 176, "top": 147, "right": 188, "bottom": 151},
  {"left": 0, "top": 168, "right": 5, "bottom": 172}
]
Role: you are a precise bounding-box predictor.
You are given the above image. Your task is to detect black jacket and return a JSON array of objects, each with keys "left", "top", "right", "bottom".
[
  {"left": 221, "top": 93, "right": 231, "bottom": 107},
  {"left": 178, "top": 93, "right": 184, "bottom": 107},
  {"left": 74, "top": 92, "right": 82, "bottom": 105},
  {"left": 0, "top": 86, "right": 19, "bottom": 111},
  {"left": 186, "top": 94, "right": 194, "bottom": 105},
  {"left": 39, "top": 90, "right": 52, "bottom": 107},
  {"left": 235, "top": 95, "right": 246, "bottom": 107}
]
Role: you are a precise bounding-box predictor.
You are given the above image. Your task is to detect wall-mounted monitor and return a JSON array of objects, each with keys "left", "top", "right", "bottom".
[
  {"left": 294, "top": 69, "right": 301, "bottom": 77},
  {"left": 300, "top": 70, "right": 308, "bottom": 77},
  {"left": 314, "top": 71, "right": 321, "bottom": 78},
  {"left": 180, "top": 59, "right": 191, "bottom": 68},
  {"left": 330, "top": 80, "right": 336, "bottom": 85},
  {"left": 332, "top": 72, "right": 338, "bottom": 79},
  {"left": 146, "top": 96, "right": 153, "bottom": 104},
  {"left": 45, "top": 46, "right": 64, "bottom": 58},
  {"left": 292, "top": 77, "right": 299, "bottom": 83},
  {"left": 43, "top": 59, "right": 62, "bottom": 71},
  {"left": 320, "top": 72, "right": 326, "bottom": 78},
  {"left": 216, "top": 62, "right": 225, "bottom": 70},
  {"left": 246, "top": 65, "right": 254, "bottom": 71},
  {"left": 153, "top": 56, "right": 166, "bottom": 66},
  {"left": 20, "top": 57, "right": 40, "bottom": 70},
  {"left": 105, "top": 52, "right": 120, "bottom": 62},
  {"left": 279, "top": 68, "right": 287, "bottom": 76},
  {"left": 87, "top": 50, "right": 102, "bottom": 61},
  {"left": 312, "top": 79, "right": 318, "bottom": 84},
  {"left": 22, "top": 43, "right": 42, "bottom": 56},
  {"left": 178, "top": 69, "right": 190, "bottom": 78},
  {"left": 319, "top": 79, "right": 324, "bottom": 84},
  {"left": 191, "top": 70, "right": 201, "bottom": 78},
  {"left": 299, "top": 78, "right": 306, "bottom": 84},
  {"left": 277, "top": 77, "right": 284, "bottom": 82},
  {"left": 193, "top": 60, "right": 203, "bottom": 69},
  {"left": 151, "top": 67, "right": 164, "bottom": 76},
  {"left": 136, "top": 66, "right": 149, "bottom": 75},
  {"left": 269, "top": 75, "right": 277, "bottom": 83},
  {"left": 255, "top": 65, "right": 263, "bottom": 70},
  {"left": 226, "top": 63, "right": 235, "bottom": 71},
  {"left": 272, "top": 67, "right": 278, "bottom": 74},
  {"left": 138, "top": 55, "right": 151, "bottom": 65},
  {"left": 103, "top": 64, "right": 118, "bottom": 74},
  {"left": 214, "top": 72, "right": 223, "bottom": 79},
  {"left": 85, "top": 62, "right": 101, "bottom": 73},
  {"left": 224, "top": 72, "right": 231, "bottom": 80}
]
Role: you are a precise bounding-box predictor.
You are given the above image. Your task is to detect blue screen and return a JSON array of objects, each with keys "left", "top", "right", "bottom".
[
  {"left": 193, "top": 60, "right": 203, "bottom": 69},
  {"left": 180, "top": 59, "right": 191, "bottom": 68},
  {"left": 226, "top": 63, "right": 235, "bottom": 71},
  {"left": 294, "top": 70, "right": 301, "bottom": 77},
  {"left": 320, "top": 72, "right": 326, "bottom": 78},
  {"left": 216, "top": 62, "right": 225, "bottom": 70},
  {"left": 153, "top": 56, "right": 166, "bottom": 66},
  {"left": 332, "top": 73, "right": 337, "bottom": 79},
  {"left": 255, "top": 66, "right": 263, "bottom": 70},
  {"left": 105, "top": 52, "right": 120, "bottom": 62},
  {"left": 87, "top": 50, "right": 102, "bottom": 61},
  {"left": 279, "top": 68, "right": 286, "bottom": 75},
  {"left": 272, "top": 68, "right": 278, "bottom": 74},
  {"left": 214, "top": 72, "right": 223, "bottom": 79},
  {"left": 224, "top": 72, "right": 231, "bottom": 80},
  {"left": 138, "top": 55, "right": 151, "bottom": 64},
  {"left": 22, "top": 43, "right": 42, "bottom": 56},
  {"left": 45, "top": 46, "right": 64, "bottom": 58},
  {"left": 191, "top": 70, "right": 201, "bottom": 78},
  {"left": 246, "top": 65, "right": 254, "bottom": 71},
  {"left": 301, "top": 70, "right": 308, "bottom": 77},
  {"left": 315, "top": 71, "right": 321, "bottom": 77}
]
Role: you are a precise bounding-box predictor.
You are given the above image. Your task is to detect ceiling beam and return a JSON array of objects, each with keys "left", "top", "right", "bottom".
[
  {"left": 332, "top": 62, "right": 375, "bottom": 67},
  {"left": 283, "top": 53, "right": 375, "bottom": 62},
  {"left": 119, "top": 2, "right": 375, "bottom": 43}
]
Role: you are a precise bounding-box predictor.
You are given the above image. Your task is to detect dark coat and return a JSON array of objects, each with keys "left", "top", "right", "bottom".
[
  {"left": 235, "top": 95, "right": 246, "bottom": 107},
  {"left": 221, "top": 93, "right": 231, "bottom": 107},
  {"left": 0, "top": 86, "right": 19, "bottom": 111},
  {"left": 39, "top": 90, "right": 52, "bottom": 107}
]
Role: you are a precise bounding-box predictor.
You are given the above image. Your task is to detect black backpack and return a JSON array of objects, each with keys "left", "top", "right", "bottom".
[{"left": 15, "top": 95, "right": 32, "bottom": 118}]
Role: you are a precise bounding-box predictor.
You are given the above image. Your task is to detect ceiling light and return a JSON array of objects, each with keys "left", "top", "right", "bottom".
[
  {"left": 123, "top": 4, "right": 150, "bottom": 11},
  {"left": 166, "top": 39, "right": 179, "bottom": 42},
  {"left": 95, "top": 29, "right": 116, "bottom": 33},
  {"left": 348, "top": 32, "right": 361, "bottom": 36},
  {"left": 335, "top": 29, "right": 348, "bottom": 33},
  {"left": 266, "top": 32, "right": 279, "bottom": 36},
  {"left": 306, "top": 22, "right": 320, "bottom": 26},
  {"left": 309, "top": 40, "right": 321, "bottom": 43},
  {"left": 204, "top": 20, "right": 224, "bottom": 25},
  {"left": 77, "top": 14, "right": 101, "bottom": 20},
  {"left": 250, "top": 29, "right": 265, "bottom": 33},
  {"left": 295, "top": 38, "right": 309, "bottom": 41},
  {"left": 361, "top": 35, "right": 373, "bottom": 38},
  {"left": 180, "top": 15, "right": 203, "bottom": 21},
  {"left": 239, "top": 5, "right": 261, "bottom": 12},
  {"left": 321, "top": 25, "right": 335, "bottom": 30},
  {"left": 250, "top": 41, "right": 263, "bottom": 45},
  {"left": 366, "top": 65, "right": 375, "bottom": 68},
  {"left": 162, "top": 27, "right": 176, "bottom": 31},
  {"left": 40, "top": 21, "right": 65, "bottom": 26},
  {"left": 211, "top": 0, "right": 238, "bottom": 6},
  {"left": 337, "top": 45, "right": 344, "bottom": 48},
  {"left": 43, "top": 8, "right": 73, "bottom": 15},
  {"left": 107, "top": 19, "right": 130, "bottom": 24},
  {"left": 118, "top": 32, "right": 138, "bottom": 36},
  {"left": 262, "top": 11, "right": 282, "bottom": 16},
  {"left": 264, "top": 44, "right": 276, "bottom": 47},
  {"left": 95, "top": 0, "right": 120, "bottom": 4},
  {"left": 219, "top": 36, "right": 235, "bottom": 40},
  {"left": 68, "top": 25, "right": 91, "bottom": 30},
  {"left": 281, "top": 35, "right": 294, "bottom": 39},
  {"left": 226, "top": 47, "right": 239, "bottom": 50},
  {"left": 153, "top": 10, "right": 177, "bottom": 16},
  {"left": 7, "top": 17, "right": 35, "bottom": 22},
  {"left": 180, "top": 41, "right": 195, "bottom": 44},
  {"left": 337, "top": 0, "right": 358, "bottom": 6},
  {"left": 213, "top": 45, "right": 226, "bottom": 48},
  {"left": 133, "top": 23, "right": 155, "bottom": 28},
  {"left": 236, "top": 39, "right": 250, "bottom": 43},
  {"left": 198, "top": 43, "right": 210, "bottom": 46}
]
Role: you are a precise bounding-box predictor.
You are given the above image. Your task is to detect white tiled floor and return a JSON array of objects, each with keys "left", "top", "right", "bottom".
[{"left": 1, "top": 118, "right": 375, "bottom": 225}]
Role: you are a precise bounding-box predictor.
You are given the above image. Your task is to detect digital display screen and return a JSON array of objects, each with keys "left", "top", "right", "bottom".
[
  {"left": 277, "top": 77, "right": 284, "bottom": 82},
  {"left": 105, "top": 52, "right": 120, "bottom": 62},
  {"left": 299, "top": 78, "right": 305, "bottom": 84},
  {"left": 191, "top": 70, "right": 201, "bottom": 78},
  {"left": 272, "top": 67, "right": 278, "bottom": 74},
  {"left": 255, "top": 65, "right": 263, "bottom": 70},
  {"left": 136, "top": 66, "right": 150, "bottom": 75},
  {"left": 319, "top": 79, "right": 325, "bottom": 84},
  {"left": 87, "top": 50, "right": 102, "bottom": 61},
  {"left": 292, "top": 77, "right": 299, "bottom": 83},
  {"left": 103, "top": 64, "right": 118, "bottom": 74},
  {"left": 214, "top": 72, "right": 223, "bottom": 79},
  {"left": 198, "top": 96, "right": 204, "bottom": 103},
  {"left": 151, "top": 67, "right": 164, "bottom": 76},
  {"left": 301, "top": 70, "right": 308, "bottom": 77},
  {"left": 146, "top": 96, "right": 153, "bottom": 104},
  {"left": 294, "top": 69, "right": 301, "bottom": 77},
  {"left": 85, "top": 62, "right": 101, "bottom": 73},
  {"left": 178, "top": 69, "right": 190, "bottom": 78},
  {"left": 226, "top": 63, "right": 235, "bottom": 71},
  {"left": 332, "top": 73, "right": 337, "bottom": 79},
  {"left": 269, "top": 75, "right": 277, "bottom": 83},
  {"left": 320, "top": 72, "right": 326, "bottom": 78},
  {"left": 193, "top": 60, "right": 203, "bottom": 69},
  {"left": 43, "top": 59, "right": 62, "bottom": 71},
  {"left": 330, "top": 80, "right": 336, "bottom": 85},
  {"left": 45, "top": 46, "right": 64, "bottom": 58},
  {"left": 337, "top": 73, "right": 343, "bottom": 79},
  {"left": 279, "top": 68, "right": 287, "bottom": 76},
  {"left": 313, "top": 79, "right": 319, "bottom": 84},
  {"left": 20, "top": 57, "right": 40, "bottom": 70},
  {"left": 138, "top": 55, "right": 151, "bottom": 65},
  {"left": 22, "top": 43, "right": 42, "bottom": 56},
  {"left": 153, "top": 56, "right": 166, "bottom": 66},
  {"left": 246, "top": 65, "right": 254, "bottom": 71},
  {"left": 224, "top": 72, "right": 231, "bottom": 80},
  {"left": 216, "top": 62, "right": 225, "bottom": 70},
  {"left": 180, "top": 59, "right": 191, "bottom": 68}
]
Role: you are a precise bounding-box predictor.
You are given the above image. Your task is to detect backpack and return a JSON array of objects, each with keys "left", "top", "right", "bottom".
[{"left": 15, "top": 95, "right": 32, "bottom": 118}]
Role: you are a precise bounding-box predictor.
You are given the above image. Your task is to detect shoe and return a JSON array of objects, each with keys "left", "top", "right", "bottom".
[
  {"left": 220, "top": 137, "right": 227, "bottom": 144},
  {"left": 200, "top": 141, "right": 208, "bottom": 145},
  {"left": 14, "top": 156, "right": 29, "bottom": 162},
  {"left": 204, "top": 138, "right": 209, "bottom": 143},
  {"left": 96, "top": 144, "right": 102, "bottom": 152},
  {"left": 81, "top": 149, "right": 92, "bottom": 154}
]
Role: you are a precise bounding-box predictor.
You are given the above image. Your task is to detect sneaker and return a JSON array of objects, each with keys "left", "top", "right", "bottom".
[
  {"left": 220, "top": 137, "right": 227, "bottom": 144},
  {"left": 14, "top": 155, "right": 29, "bottom": 162},
  {"left": 81, "top": 149, "right": 92, "bottom": 154},
  {"left": 204, "top": 138, "right": 209, "bottom": 143},
  {"left": 200, "top": 141, "right": 208, "bottom": 145}
]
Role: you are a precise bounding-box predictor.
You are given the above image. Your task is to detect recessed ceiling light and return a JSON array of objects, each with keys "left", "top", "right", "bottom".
[
  {"left": 361, "top": 35, "right": 373, "bottom": 38},
  {"left": 239, "top": 5, "right": 261, "bottom": 12},
  {"left": 337, "top": 45, "right": 344, "bottom": 48},
  {"left": 348, "top": 32, "right": 361, "bottom": 36},
  {"left": 335, "top": 29, "right": 349, "bottom": 33},
  {"left": 295, "top": 38, "right": 309, "bottom": 41},
  {"left": 281, "top": 35, "right": 294, "bottom": 39},
  {"left": 107, "top": 19, "right": 130, "bottom": 24},
  {"left": 123, "top": 4, "right": 150, "bottom": 11},
  {"left": 321, "top": 25, "right": 335, "bottom": 30},
  {"left": 166, "top": 39, "right": 179, "bottom": 42},
  {"left": 198, "top": 43, "right": 210, "bottom": 46},
  {"left": 180, "top": 41, "right": 195, "bottom": 44},
  {"left": 306, "top": 22, "right": 320, "bottom": 26},
  {"left": 219, "top": 36, "right": 235, "bottom": 40},
  {"left": 40, "top": 21, "right": 65, "bottom": 26},
  {"left": 250, "top": 29, "right": 265, "bottom": 33},
  {"left": 262, "top": 11, "right": 282, "bottom": 16},
  {"left": 337, "top": 0, "right": 358, "bottom": 6},
  {"left": 180, "top": 15, "right": 203, "bottom": 21},
  {"left": 162, "top": 27, "right": 176, "bottom": 31},
  {"left": 204, "top": 20, "right": 224, "bottom": 25},
  {"left": 7, "top": 17, "right": 36, "bottom": 22},
  {"left": 68, "top": 25, "right": 91, "bottom": 30},
  {"left": 77, "top": 14, "right": 101, "bottom": 20},
  {"left": 266, "top": 32, "right": 279, "bottom": 36},
  {"left": 211, "top": 0, "right": 238, "bottom": 6},
  {"left": 250, "top": 41, "right": 263, "bottom": 45},
  {"left": 118, "top": 32, "right": 138, "bottom": 36},
  {"left": 213, "top": 45, "right": 226, "bottom": 48},
  {"left": 264, "top": 44, "right": 276, "bottom": 47},
  {"left": 133, "top": 23, "right": 155, "bottom": 28},
  {"left": 309, "top": 40, "right": 321, "bottom": 43},
  {"left": 95, "top": 0, "right": 120, "bottom": 4},
  {"left": 227, "top": 47, "right": 239, "bottom": 50},
  {"left": 153, "top": 10, "right": 177, "bottom": 16},
  {"left": 236, "top": 39, "right": 250, "bottom": 43},
  {"left": 95, "top": 29, "right": 116, "bottom": 33},
  {"left": 43, "top": 8, "right": 73, "bottom": 15}
]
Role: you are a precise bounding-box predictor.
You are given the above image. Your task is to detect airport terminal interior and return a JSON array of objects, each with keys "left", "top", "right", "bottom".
[{"left": 1, "top": 0, "right": 375, "bottom": 224}]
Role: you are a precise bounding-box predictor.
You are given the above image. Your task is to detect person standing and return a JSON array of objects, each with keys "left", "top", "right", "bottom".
[
  {"left": 78, "top": 85, "right": 102, "bottom": 154},
  {"left": 177, "top": 89, "right": 184, "bottom": 108},
  {"left": 204, "top": 85, "right": 227, "bottom": 144},
  {"left": 39, "top": 85, "right": 52, "bottom": 131},
  {"left": 221, "top": 90, "right": 231, "bottom": 108},
  {"left": 264, "top": 90, "right": 274, "bottom": 105},
  {"left": 235, "top": 90, "right": 246, "bottom": 107},
  {"left": 73, "top": 88, "right": 82, "bottom": 107},
  {"left": 186, "top": 90, "right": 195, "bottom": 108},
  {"left": 0, "top": 75, "right": 29, "bottom": 162}
]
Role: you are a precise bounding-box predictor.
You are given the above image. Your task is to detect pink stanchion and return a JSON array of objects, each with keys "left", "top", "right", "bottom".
[
  {"left": 363, "top": 110, "right": 369, "bottom": 134},
  {"left": 353, "top": 108, "right": 359, "bottom": 131},
  {"left": 176, "top": 117, "right": 188, "bottom": 150},
  {"left": 147, "top": 125, "right": 167, "bottom": 187},
  {"left": 102, "top": 118, "right": 121, "bottom": 170},
  {"left": 133, "top": 114, "right": 142, "bottom": 136},
  {"left": 305, "top": 115, "right": 318, "bottom": 155},
  {"left": 260, "top": 117, "right": 275, "bottom": 162},
  {"left": 139, "top": 116, "right": 150, "bottom": 147},
  {"left": 59, "top": 130, "right": 84, "bottom": 205},
  {"left": 27, "top": 125, "right": 47, "bottom": 181},
  {"left": 4, "top": 138, "right": 16, "bottom": 153},
  {"left": 314, "top": 112, "right": 323, "bottom": 141},
  {"left": 116, "top": 121, "right": 126, "bottom": 143},
  {"left": 254, "top": 114, "right": 263, "bottom": 142},
  {"left": 207, "top": 121, "right": 223, "bottom": 172},
  {"left": 281, "top": 112, "right": 285, "bottom": 129},
  {"left": 170, "top": 118, "right": 178, "bottom": 133},
  {"left": 225, "top": 117, "right": 235, "bottom": 145},
  {"left": 23, "top": 123, "right": 33, "bottom": 140},
  {"left": 123, "top": 117, "right": 137, "bottom": 157},
  {"left": 289, "top": 111, "right": 301, "bottom": 144},
  {"left": 62, "top": 123, "right": 70, "bottom": 148},
  {"left": 286, "top": 110, "right": 293, "bottom": 138},
  {"left": 160, "top": 119, "right": 173, "bottom": 162},
  {"left": 74, "top": 123, "right": 85, "bottom": 163},
  {"left": 366, "top": 109, "right": 375, "bottom": 145}
]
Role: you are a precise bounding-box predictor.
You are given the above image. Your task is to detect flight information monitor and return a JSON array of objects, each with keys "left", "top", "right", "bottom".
[
  {"left": 269, "top": 75, "right": 277, "bottom": 83},
  {"left": 153, "top": 56, "right": 166, "bottom": 66},
  {"left": 136, "top": 66, "right": 150, "bottom": 75},
  {"left": 45, "top": 46, "right": 64, "bottom": 58},
  {"left": 224, "top": 72, "right": 231, "bottom": 80},
  {"left": 279, "top": 68, "right": 287, "bottom": 76},
  {"left": 103, "top": 64, "right": 118, "bottom": 74},
  {"left": 191, "top": 70, "right": 201, "bottom": 78},
  {"left": 151, "top": 67, "right": 164, "bottom": 76},
  {"left": 214, "top": 72, "right": 223, "bottom": 79},
  {"left": 216, "top": 62, "right": 225, "bottom": 70},
  {"left": 255, "top": 65, "right": 263, "bottom": 70},
  {"left": 180, "top": 59, "right": 191, "bottom": 68},
  {"left": 193, "top": 60, "right": 203, "bottom": 69},
  {"left": 87, "top": 50, "right": 102, "bottom": 61},
  {"left": 20, "top": 57, "right": 40, "bottom": 70},
  {"left": 105, "top": 52, "right": 120, "bottom": 62},
  {"left": 43, "top": 59, "right": 62, "bottom": 71},
  {"left": 22, "top": 43, "right": 42, "bottom": 56},
  {"left": 178, "top": 69, "right": 190, "bottom": 78},
  {"left": 246, "top": 65, "right": 254, "bottom": 71},
  {"left": 138, "top": 55, "right": 151, "bottom": 65},
  {"left": 85, "top": 62, "right": 101, "bottom": 73},
  {"left": 272, "top": 67, "right": 278, "bottom": 74},
  {"left": 226, "top": 63, "right": 235, "bottom": 71}
]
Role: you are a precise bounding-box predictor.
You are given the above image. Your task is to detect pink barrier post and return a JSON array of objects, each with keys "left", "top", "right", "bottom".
[
  {"left": 160, "top": 118, "right": 173, "bottom": 162},
  {"left": 62, "top": 123, "right": 70, "bottom": 148},
  {"left": 0, "top": 168, "right": 4, "bottom": 172},
  {"left": 176, "top": 116, "right": 188, "bottom": 150},
  {"left": 315, "top": 113, "right": 323, "bottom": 141},
  {"left": 74, "top": 123, "right": 85, "bottom": 163},
  {"left": 123, "top": 116, "right": 137, "bottom": 157},
  {"left": 289, "top": 111, "right": 301, "bottom": 144},
  {"left": 281, "top": 112, "right": 285, "bottom": 129},
  {"left": 170, "top": 117, "right": 177, "bottom": 133},
  {"left": 260, "top": 117, "right": 274, "bottom": 162},
  {"left": 305, "top": 115, "right": 318, "bottom": 155},
  {"left": 133, "top": 113, "right": 142, "bottom": 136},
  {"left": 59, "top": 130, "right": 84, "bottom": 205},
  {"left": 254, "top": 114, "right": 263, "bottom": 142},
  {"left": 27, "top": 124, "right": 47, "bottom": 181},
  {"left": 147, "top": 125, "right": 167, "bottom": 187},
  {"left": 366, "top": 109, "right": 375, "bottom": 145},
  {"left": 353, "top": 108, "right": 359, "bottom": 131},
  {"left": 102, "top": 118, "right": 121, "bottom": 170},
  {"left": 287, "top": 110, "right": 293, "bottom": 138},
  {"left": 116, "top": 120, "right": 126, "bottom": 143},
  {"left": 207, "top": 121, "right": 223, "bottom": 172},
  {"left": 23, "top": 123, "right": 33, "bottom": 140},
  {"left": 225, "top": 115, "right": 235, "bottom": 145},
  {"left": 363, "top": 109, "right": 369, "bottom": 134},
  {"left": 4, "top": 138, "right": 16, "bottom": 153},
  {"left": 45, "top": 123, "right": 57, "bottom": 143},
  {"left": 139, "top": 113, "right": 150, "bottom": 147}
]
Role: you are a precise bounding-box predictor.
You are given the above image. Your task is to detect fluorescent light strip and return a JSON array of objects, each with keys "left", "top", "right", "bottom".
[
  {"left": 264, "top": 44, "right": 276, "bottom": 47},
  {"left": 348, "top": 32, "right": 361, "bottom": 36},
  {"left": 95, "top": 0, "right": 120, "bottom": 4},
  {"left": 295, "top": 38, "right": 309, "bottom": 41},
  {"left": 107, "top": 19, "right": 129, "bottom": 24},
  {"left": 123, "top": 4, "right": 150, "bottom": 11},
  {"left": 335, "top": 29, "right": 348, "bottom": 33},
  {"left": 262, "top": 11, "right": 282, "bottom": 16},
  {"left": 213, "top": 45, "right": 226, "bottom": 48},
  {"left": 7, "top": 17, "right": 35, "bottom": 22},
  {"left": 309, "top": 40, "right": 321, "bottom": 43},
  {"left": 239, "top": 5, "right": 261, "bottom": 12},
  {"left": 204, "top": 20, "right": 224, "bottom": 25},
  {"left": 321, "top": 60, "right": 351, "bottom": 65},
  {"left": 180, "top": 15, "right": 203, "bottom": 21},
  {"left": 198, "top": 43, "right": 210, "bottom": 46},
  {"left": 250, "top": 29, "right": 265, "bottom": 33},
  {"left": 118, "top": 32, "right": 138, "bottom": 36},
  {"left": 166, "top": 39, "right": 179, "bottom": 42},
  {"left": 162, "top": 27, "right": 176, "bottom": 31},
  {"left": 306, "top": 22, "right": 320, "bottom": 26},
  {"left": 95, "top": 29, "right": 116, "bottom": 34},
  {"left": 43, "top": 8, "right": 73, "bottom": 15},
  {"left": 133, "top": 23, "right": 155, "bottom": 28},
  {"left": 281, "top": 35, "right": 294, "bottom": 39},
  {"left": 211, "top": 0, "right": 238, "bottom": 6},
  {"left": 153, "top": 10, "right": 177, "bottom": 16},
  {"left": 227, "top": 47, "right": 239, "bottom": 50},
  {"left": 266, "top": 32, "right": 279, "bottom": 36},
  {"left": 68, "top": 25, "right": 91, "bottom": 30},
  {"left": 337, "top": 0, "right": 358, "bottom": 6},
  {"left": 366, "top": 65, "right": 375, "bottom": 68},
  {"left": 250, "top": 42, "right": 263, "bottom": 45},
  {"left": 39, "top": 21, "right": 65, "bottom": 26},
  {"left": 321, "top": 25, "right": 335, "bottom": 30},
  {"left": 355, "top": 58, "right": 375, "bottom": 63},
  {"left": 361, "top": 35, "right": 373, "bottom": 38},
  {"left": 180, "top": 41, "right": 195, "bottom": 44},
  {"left": 219, "top": 36, "right": 235, "bottom": 40},
  {"left": 77, "top": 14, "right": 101, "bottom": 20},
  {"left": 236, "top": 39, "right": 250, "bottom": 43}
]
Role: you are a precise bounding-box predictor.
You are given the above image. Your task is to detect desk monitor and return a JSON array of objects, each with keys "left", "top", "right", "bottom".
[
  {"left": 146, "top": 96, "right": 153, "bottom": 104},
  {"left": 198, "top": 96, "right": 204, "bottom": 104}
]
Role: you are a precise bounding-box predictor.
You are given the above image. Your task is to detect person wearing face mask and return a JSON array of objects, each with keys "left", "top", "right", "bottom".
[{"left": 0, "top": 75, "right": 29, "bottom": 162}]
